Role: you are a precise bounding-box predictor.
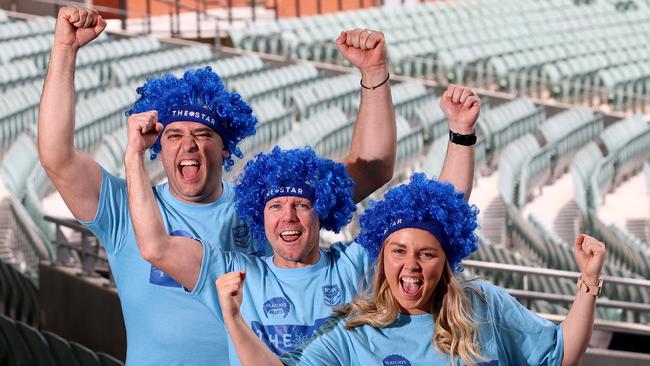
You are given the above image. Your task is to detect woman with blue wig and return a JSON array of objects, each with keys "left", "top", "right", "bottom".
[{"left": 217, "top": 173, "right": 607, "bottom": 366}]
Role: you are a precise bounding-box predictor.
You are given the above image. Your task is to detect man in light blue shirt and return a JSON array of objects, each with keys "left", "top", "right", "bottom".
[{"left": 39, "top": 8, "right": 398, "bottom": 365}]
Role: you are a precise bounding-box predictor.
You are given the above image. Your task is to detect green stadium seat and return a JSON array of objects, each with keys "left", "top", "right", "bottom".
[
  {"left": 0, "top": 313, "right": 32, "bottom": 366},
  {"left": 70, "top": 341, "right": 102, "bottom": 366},
  {"left": 15, "top": 321, "right": 56, "bottom": 366},
  {"left": 97, "top": 352, "right": 124, "bottom": 366},
  {"left": 43, "top": 330, "right": 81, "bottom": 366}
]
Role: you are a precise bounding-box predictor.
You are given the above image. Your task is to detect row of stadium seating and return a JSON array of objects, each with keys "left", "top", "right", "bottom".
[
  {"left": 0, "top": 313, "right": 123, "bottom": 366},
  {"left": 227, "top": 0, "right": 650, "bottom": 113}
]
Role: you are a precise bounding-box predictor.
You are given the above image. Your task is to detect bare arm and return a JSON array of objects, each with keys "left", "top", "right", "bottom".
[
  {"left": 217, "top": 271, "right": 283, "bottom": 366},
  {"left": 437, "top": 85, "right": 481, "bottom": 201},
  {"left": 38, "top": 7, "right": 106, "bottom": 221},
  {"left": 336, "top": 29, "right": 396, "bottom": 203},
  {"left": 561, "top": 234, "right": 606, "bottom": 366},
  {"left": 125, "top": 112, "right": 203, "bottom": 290}
]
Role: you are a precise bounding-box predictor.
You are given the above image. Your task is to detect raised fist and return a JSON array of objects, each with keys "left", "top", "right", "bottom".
[
  {"left": 440, "top": 85, "right": 481, "bottom": 135},
  {"left": 54, "top": 7, "right": 107, "bottom": 49},
  {"left": 216, "top": 271, "right": 246, "bottom": 320},
  {"left": 336, "top": 28, "right": 387, "bottom": 75},
  {"left": 126, "top": 111, "right": 164, "bottom": 155},
  {"left": 574, "top": 234, "right": 606, "bottom": 285}
]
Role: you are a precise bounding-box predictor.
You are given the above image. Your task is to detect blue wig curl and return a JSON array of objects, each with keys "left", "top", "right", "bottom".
[
  {"left": 235, "top": 146, "right": 356, "bottom": 251},
  {"left": 357, "top": 173, "right": 479, "bottom": 272},
  {"left": 126, "top": 67, "right": 257, "bottom": 171}
]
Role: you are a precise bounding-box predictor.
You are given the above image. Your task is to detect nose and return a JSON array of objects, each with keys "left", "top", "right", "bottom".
[
  {"left": 280, "top": 204, "right": 298, "bottom": 222},
  {"left": 404, "top": 254, "right": 421, "bottom": 272},
  {"left": 181, "top": 134, "right": 198, "bottom": 152}
]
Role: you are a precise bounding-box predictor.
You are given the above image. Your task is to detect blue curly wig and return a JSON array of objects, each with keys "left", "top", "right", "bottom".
[
  {"left": 357, "top": 173, "right": 479, "bottom": 272},
  {"left": 236, "top": 146, "right": 356, "bottom": 251},
  {"left": 126, "top": 66, "right": 257, "bottom": 171}
]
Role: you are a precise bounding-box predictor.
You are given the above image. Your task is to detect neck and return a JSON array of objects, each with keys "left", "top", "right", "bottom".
[{"left": 272, "top": 246, "right": 321, "bottom": 269}]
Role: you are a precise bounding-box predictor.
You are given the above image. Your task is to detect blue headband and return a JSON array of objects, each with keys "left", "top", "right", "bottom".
[
  {"left": 264, "top": 182, "right": 315, "bottom": 205},
  {"left": 382, "top": 218, "right": 449, "bottom": 249},
  {"left": 161, "top": 105, "right": 231, "bottom": 142}
]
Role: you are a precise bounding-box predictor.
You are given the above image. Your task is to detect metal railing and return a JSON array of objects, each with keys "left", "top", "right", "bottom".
[
  {"left": 44, "top": 215, "right": 115, "bottom": 286},
  {"left": 463, "top": 259, "right": 650, "bottom": 313}
]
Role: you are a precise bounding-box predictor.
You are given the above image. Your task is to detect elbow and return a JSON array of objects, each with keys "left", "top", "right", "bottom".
[{"left": 137, "top": 238, "right": 167, "bottom": 266}]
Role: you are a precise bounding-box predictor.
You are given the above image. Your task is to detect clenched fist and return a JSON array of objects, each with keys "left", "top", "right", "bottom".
[
  {"left": 54, "top": 7, "right": 106, "bottom": 49},
  {"left": 574, "top": 234, "right": 606, "bottom": 286},
  {"left": 440, "top": 85, "right": 481, "bottom": 135},
  {"left": 126, "top": 111, "right": 164, "bottom": 155},
  {"left": 216, "top": 271, "right": 246, "bottom": 321},
  {"left": 336, "top": 28, "right": 388, "bottom": 85}
]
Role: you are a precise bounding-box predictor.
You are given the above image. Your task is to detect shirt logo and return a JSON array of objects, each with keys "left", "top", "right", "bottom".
[
  {"left": 263, "top": 297, "right": 291, "bottom": 318},
  {"left": 251, "top": 317, "right": 329, "bottom": 355},
  {"left": 148, "top": 230, "right": 193, "bottom": 288},
  {"left": 232, "top": 224, "right": 250, "bottom": 249},
  {"left": 474, "top": 361, "right": 498, "bottom": 366},
  {"left": 322, "top": 284, "right": 342, "bottom": 306},
  {"left": 383, "top": 354, "right": 411, "bottom": 366}
]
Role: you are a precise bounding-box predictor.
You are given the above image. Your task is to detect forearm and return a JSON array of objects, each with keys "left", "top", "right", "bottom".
[
  {"left": 38, "top": 45, "right": 78, "bottom": 169},
  {"left": 344, "top": 66, "right": 396, "bottom": 202},
  {"left": 125, "top": 151, "right": 171, "bottom": 263},
  {"left": 438, "top": 142, "right": 474, "bottom": 201},
  {"left": 561, "top": 284, "right": 597, "bottom": 365},
  {"left": 224, "top": 315, "right": 283, "bottom": 366}
]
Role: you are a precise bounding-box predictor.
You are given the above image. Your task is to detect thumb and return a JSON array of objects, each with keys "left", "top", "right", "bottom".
[
  {"left": 95, "top": 15, "right": 107, "bottom": 34},
  {"left": 154, "top": 122, "right": 164, "bottom": 135}
]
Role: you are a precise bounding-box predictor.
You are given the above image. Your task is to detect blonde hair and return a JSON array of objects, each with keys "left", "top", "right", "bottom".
[{"left": 336, "top": 248, "right": 483, "bottom": 365}]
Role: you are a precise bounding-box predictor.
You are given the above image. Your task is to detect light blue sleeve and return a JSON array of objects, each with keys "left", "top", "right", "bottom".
[
  {"left": 280, "top": 316, "right": 353, "bottom": 366},
  {"left": 331, "top": 241, "right": 374, "bottom": 288},
  {"left": 191, "top": 240, "right": 243, "bottom": 322},
  {"left": 79, "top": 168, "right": 129, "bottom": 255},
  {"left": 478, "top": 282, "right": 564, "bottom": 365}
]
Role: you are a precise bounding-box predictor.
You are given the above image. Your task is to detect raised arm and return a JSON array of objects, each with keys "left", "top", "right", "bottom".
[
  {"left": 561, "top": 234, "right": 606, "bottom": 366},
  {"left": 38, "top": 7, "right": 106, "bottom": 221},
  {"left": 124, "top": 111, "right": 203, "bottom": 290},
  {"left": 217, "top": 271, "right": 283, "bottom": 366},
  {"left": 337, "top": 29, "right": 396, "bottom": 203},
  {"left": 437, "top": 85, "right": 480, "bottom": 201}
]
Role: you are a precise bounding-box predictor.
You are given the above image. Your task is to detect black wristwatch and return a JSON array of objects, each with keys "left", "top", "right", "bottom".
[{"left": 449, "top": 130, "right": 477, "bottom": 146}]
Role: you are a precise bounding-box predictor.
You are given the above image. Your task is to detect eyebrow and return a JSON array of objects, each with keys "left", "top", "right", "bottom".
[
  {"left": 164, "top": 127, "right": 214, "bottom": 135},
  {"left": 386, "top": 242, "right": 440, "bottom": 252}
]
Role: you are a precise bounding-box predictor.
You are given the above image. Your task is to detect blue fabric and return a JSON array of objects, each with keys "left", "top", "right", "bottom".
[
  {"left": 191, "top": 240, "right": 372, "bottom": 366},
  {"left": 82, "top": 169, "right": 265, "bottom": 366},
  {"left": 281, "top": 281, "right": 564, "bottom": 366}
]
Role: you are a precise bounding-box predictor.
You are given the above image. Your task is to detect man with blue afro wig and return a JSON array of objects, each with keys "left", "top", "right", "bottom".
[
  {"left": 126, "top": 66, "right": 256, "bottom": 171},
  {"left": 235, "top": 146, "right": 356, "bottom": 254},
  {"left": 357, "top": 172, "right": 479, "bottom": 272}
]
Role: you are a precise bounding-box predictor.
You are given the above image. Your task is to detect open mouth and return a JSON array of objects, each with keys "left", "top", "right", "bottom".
[
  {"left": 400, "top": 276, "right": 423, "bottom": 296},
  {"left": 178, "top": 160, "right": 200, "bottom": 181},
  {"left": 280, "top": 230, "right": 302, "bottom": 243}
]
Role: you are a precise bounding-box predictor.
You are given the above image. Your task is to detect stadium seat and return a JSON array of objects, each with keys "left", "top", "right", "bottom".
[
  {"left": 15, "top": 321, "right": 56, "bottom": 366},
  {"left": 70, "top": 341, "right": 102, "bottom": 366},
  {"left": 97, "top": 352, "right": 124, "bottom": 366},
  {"left": 0, "top": 313, "right": 32, "bottom": 366},
  {"left": 43, "top": 330, "right": 81, "bottom": 366}
]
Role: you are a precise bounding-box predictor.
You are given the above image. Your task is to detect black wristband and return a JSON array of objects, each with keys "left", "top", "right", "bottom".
[
  {"left": 360, "top": 73, "right": 390, "bottom": 90},
  {"left": 449, "top": 130, "right": 477, "bottom": 146}
]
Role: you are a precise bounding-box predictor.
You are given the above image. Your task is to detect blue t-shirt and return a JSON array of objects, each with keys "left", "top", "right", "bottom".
[
  {"left": 281, "top": 281, "right": 564, "bottom": 366},
  {"left": 82, "top": 169, "right": 261, "bottom": 366},
  {"left": 191, "top": 240, "right": 372, "bottom": 366}
]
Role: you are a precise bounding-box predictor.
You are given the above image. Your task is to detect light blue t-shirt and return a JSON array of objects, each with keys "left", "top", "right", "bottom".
[
  {"left": 83, "top": 169, "right": 262, "bottom": 366},
  {"left": 191, "top": 240, "right": 372, "bottom": 366},
  {"left": 281, "top": 281, "right": 564, "bottom": 366}
]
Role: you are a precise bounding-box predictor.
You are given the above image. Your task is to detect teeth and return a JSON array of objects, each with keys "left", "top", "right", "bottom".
[
  {"left": 179, "top": 160, "right": 199, "bottom": 166},
  {"left": 401, "top": 277, "right": 421, "bottom": 284},
  {"left": 281, "top": 230, "right": 301, "bottom": 236}
]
